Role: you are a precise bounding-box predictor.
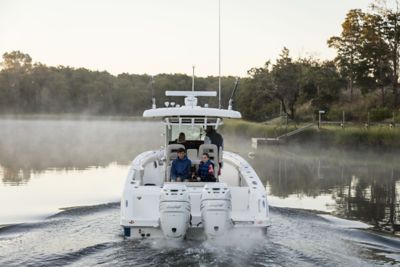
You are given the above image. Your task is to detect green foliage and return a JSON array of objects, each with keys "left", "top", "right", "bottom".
[
  {"left": 331, "top": 126, "right": 400, "bottom": 148},
  {"left": 241, "top": 48, "right": 344, "bottom": 121},
  {"left": 221, "top": 119, "right": 300, "bottom": 138},
  {"left": 369, "top": 107, "right": 392, "bottom": 121},
  {"left": 328, "top": 9, "right": 365, "bottom": 102},
  {"left": 223, "top": 119, "right": 400, "bottom": 149},
  {"left": 1, "top": 51, "right": 32, "bottom": 70},
  {"left": 328, "top": 5, "right": 400, "bottom": 107},
  {"left": 2, "top": 1, "right": 400, "bottom": 122},
  {"left": 326, "top": 108, "right": 344, "bottom": 121},
  {"left": 0, "top": 52, "right": 239, "bottom": 115}
]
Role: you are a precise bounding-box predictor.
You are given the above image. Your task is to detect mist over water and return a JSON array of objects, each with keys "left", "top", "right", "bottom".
[
  {"left": 0, "top": 118, "right": 161, "bottom": 185},
  {"left": 0, "top": 118, "right": 399, "bottom": 266},
  {"left": 0, "top": 118, "right": 162, "bottom": 224}
]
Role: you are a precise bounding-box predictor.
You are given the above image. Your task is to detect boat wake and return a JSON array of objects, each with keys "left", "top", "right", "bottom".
[{"left": 1, "top": 203, "right": 399, "bottom": 266}]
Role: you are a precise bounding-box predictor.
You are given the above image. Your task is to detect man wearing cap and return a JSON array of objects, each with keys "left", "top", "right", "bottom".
[{"left": 170, "top": 148, "right": 192, "bottom": 182}]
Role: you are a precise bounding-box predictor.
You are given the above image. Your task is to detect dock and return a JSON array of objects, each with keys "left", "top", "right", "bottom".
[{"left": 252, "top": 123, "right": 314, "bottom": 149}]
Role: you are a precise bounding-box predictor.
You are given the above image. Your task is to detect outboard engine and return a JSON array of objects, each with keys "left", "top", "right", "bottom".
[
  {"left": 159, "top": 184, "right": 191, "bottom": 240},
  {"left": 200, "top": 183, "right": 232, "bottom": 238}
]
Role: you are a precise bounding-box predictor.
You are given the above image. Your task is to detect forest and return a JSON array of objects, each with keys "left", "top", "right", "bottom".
[{"left": 0, "top": 2, "right": 399, "bottom": 123}]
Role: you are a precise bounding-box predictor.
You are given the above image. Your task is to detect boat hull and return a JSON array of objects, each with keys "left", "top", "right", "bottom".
[{"left": 120, "top": 150, "right": 270, "bottom": 240}]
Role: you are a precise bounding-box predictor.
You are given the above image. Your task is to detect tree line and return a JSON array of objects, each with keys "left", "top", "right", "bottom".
[
  {"left": 0, "top": 1, "right": 399, "bottom": 122},
  {"left": 238, "top": 1, "right": 400, "bottom": 122},
  {"left": 0, "top": 51, "right": 237, "bottom": 115}
]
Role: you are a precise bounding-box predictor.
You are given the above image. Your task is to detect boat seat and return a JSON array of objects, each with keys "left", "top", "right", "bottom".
[
  {"left": 186, "top": 148, "right": 198, "bottom": 162},
  {"left": 199, "top": 144, "right": 218, "bottom": 161},
  {"left": 166, "top": 144, "right": 185, "bottom": 164}
]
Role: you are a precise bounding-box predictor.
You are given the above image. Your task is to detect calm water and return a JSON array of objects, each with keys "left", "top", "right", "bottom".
[{"left": 0, "top": 118, "right": 399, "bottom": 266}]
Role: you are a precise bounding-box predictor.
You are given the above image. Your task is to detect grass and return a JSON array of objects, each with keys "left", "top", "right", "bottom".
[
  {"left": 221, "top": 119, "right": 400, "bottom": 149},
  {"left": 323, "top": 125, "right": 400, "bottom": 149},
  {"left": 220, "top": 119, "right": 300, "bottom": 138}
]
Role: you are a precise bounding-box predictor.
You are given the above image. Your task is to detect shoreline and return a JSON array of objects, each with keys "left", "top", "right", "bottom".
[
  {"left": 1, "top": 114, "right": 399, "bottom": 149},
  {"left": 221, "top": 119, "right": 400, "bottom": 150}
]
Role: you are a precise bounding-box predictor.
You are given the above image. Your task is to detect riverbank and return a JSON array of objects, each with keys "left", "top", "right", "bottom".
[
  {"left": 2, "top": 114, "right": 400, "bottom": 150},
  {"left": 221, "top": 119, "right": 400, "bottom": 150}
]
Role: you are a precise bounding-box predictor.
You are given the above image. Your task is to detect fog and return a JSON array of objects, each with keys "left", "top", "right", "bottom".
[
  {"left": 0, "top": 117, "right": 399, "bottom": 231},
  {"left": 0, "top": 117, "right": 161, "bottom": 184},
  {"left": 222, "top": 132, "right": 400, "bottom": 232}
]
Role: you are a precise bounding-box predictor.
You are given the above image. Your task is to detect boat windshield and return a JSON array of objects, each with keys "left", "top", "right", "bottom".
[{"left": 168, "top": 125, "right": 205, "bottom": 142}]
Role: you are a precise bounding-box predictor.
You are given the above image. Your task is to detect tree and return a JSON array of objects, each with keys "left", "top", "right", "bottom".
[
  {"left": 300, "top": 60, "right": 344, "bottom": 110},
  {"left": 270, "top": 48, "right": 302, "bottom": 120},
  {"left": 1, "top": 51, "right": 32, "bottom": 71},
  {"left": 372, "top": 0, "right": 400, "bottom": 107},
  {"left": 240, "top": 62, "right": 275, "bottom": 121},
  {"left": 360, "top": 13, "right": 391, "bottom": 105},
  {"left": 328, "top": 9, "right": 365, "bottom": 103}
]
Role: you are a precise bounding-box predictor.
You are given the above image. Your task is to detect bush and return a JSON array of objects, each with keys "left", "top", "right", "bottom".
[
  {"left": 369, "top": 107, "right": 392, "bottom": 122},
  {"left": 326, "top": 108, "right": 343, "bottom": 121},
  {"left": 395, "top": 110, "right": 400, "bottom": 124}
]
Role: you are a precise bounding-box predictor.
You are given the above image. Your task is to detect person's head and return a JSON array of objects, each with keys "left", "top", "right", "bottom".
[
  {"left": 177, "top": 148, "right": 186, "bottom": 159},
  {"left": 206, "top": 126, "right": 216, "bottom": 134},
  {"left": 201, "top": 153, "right": 210, "bottom": 163},
  {"left": 178, "top": 132, "right": 186, "bottom": 143}
]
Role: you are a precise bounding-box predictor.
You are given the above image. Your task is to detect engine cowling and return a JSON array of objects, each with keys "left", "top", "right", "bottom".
[
  {"left": 159, "top": 184, "right": 191, "bottom": 240},
  {"left": 200, "top": 183, "right": 232, "bottom": 238}
]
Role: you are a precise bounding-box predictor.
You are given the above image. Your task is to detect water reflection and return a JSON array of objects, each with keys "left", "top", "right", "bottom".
[
  {"left": 0, "top": 119, "right": 161, "bottom": 185},
  {"left": 249, "top": 146, "right": 400, "bottom": 234},
  {"left": 2, "top": 167, "right": 31, "bottom": 185},
  {"left": 1, "top": 119, "right": 399, "bottom": 234}
]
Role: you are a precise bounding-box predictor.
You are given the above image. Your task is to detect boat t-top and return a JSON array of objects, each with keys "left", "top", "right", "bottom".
[{"left": 120, "top": 90, "right": 270, "bottom": 240}]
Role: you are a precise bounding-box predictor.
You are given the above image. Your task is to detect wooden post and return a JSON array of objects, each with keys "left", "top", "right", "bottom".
[
  {"left": 342, "top": 111, "right": 345, "bottom": 128},
  {"left": 283, "top": 114, "right": 288, "bottom": 134},
  {"left": 318, "top": 112, "right": 321, "bottom": 129},
  {"left": 393, "top": 112, "right": 396, "bottom": 127}
]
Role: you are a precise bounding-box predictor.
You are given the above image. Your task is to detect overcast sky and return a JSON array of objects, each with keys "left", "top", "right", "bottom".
[{"left": 0, "top": 0, "right": 372, "bottom": 77}]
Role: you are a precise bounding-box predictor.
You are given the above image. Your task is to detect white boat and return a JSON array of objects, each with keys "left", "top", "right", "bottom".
[{"left": 120, "top": 90, "right": 270, "bottom": 240}]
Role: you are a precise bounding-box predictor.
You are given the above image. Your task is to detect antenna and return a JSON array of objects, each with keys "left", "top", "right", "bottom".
[
  {"left": 150, "top": 76, "right": 156, "bottom": 109},
  {"left": 192, "top": 65, "right": 195, "bottom": 92},
  {"left": 228, "top": 77, "right": 239, "bottom": 110},
  {"left": 218, "top": 0, "right": 221, "bottom": 109}
]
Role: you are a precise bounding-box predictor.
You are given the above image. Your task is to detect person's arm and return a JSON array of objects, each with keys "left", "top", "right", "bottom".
[
  {"left": 208, "top": 163, "right": 214, "bottom": 176},
  {"left": 185, "top": 160, "right": 192, "bottom": 179},
  {"left": 207, "top": 162, "right": 215, "bottom": 179},
  {"left": 196, "top": 163, "right": 201, "bottom": 177}
]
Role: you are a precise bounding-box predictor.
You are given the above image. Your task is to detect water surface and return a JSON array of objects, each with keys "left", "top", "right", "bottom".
[{"left": 0, "top": 118, "right": 399, "bottom": 266}]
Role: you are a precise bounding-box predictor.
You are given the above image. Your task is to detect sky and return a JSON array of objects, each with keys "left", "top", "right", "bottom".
[{"left": 0, "top": 0, "right": 373, "bottom": 77}]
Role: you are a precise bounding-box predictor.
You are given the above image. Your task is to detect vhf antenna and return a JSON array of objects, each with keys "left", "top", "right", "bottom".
[
  {"left": 192, "top": 65, "right": 195, "bottom": 92},
  {"left": 218, "top": 0, "right": 221, "bottom": 109},
  {"left": 228, "top": 77, "right": 239, "bottom": 110}
]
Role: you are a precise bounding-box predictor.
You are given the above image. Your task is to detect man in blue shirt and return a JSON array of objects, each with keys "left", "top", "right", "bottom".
[{"left": 170, "top": 148, "right": 192, "bottom": 182}]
